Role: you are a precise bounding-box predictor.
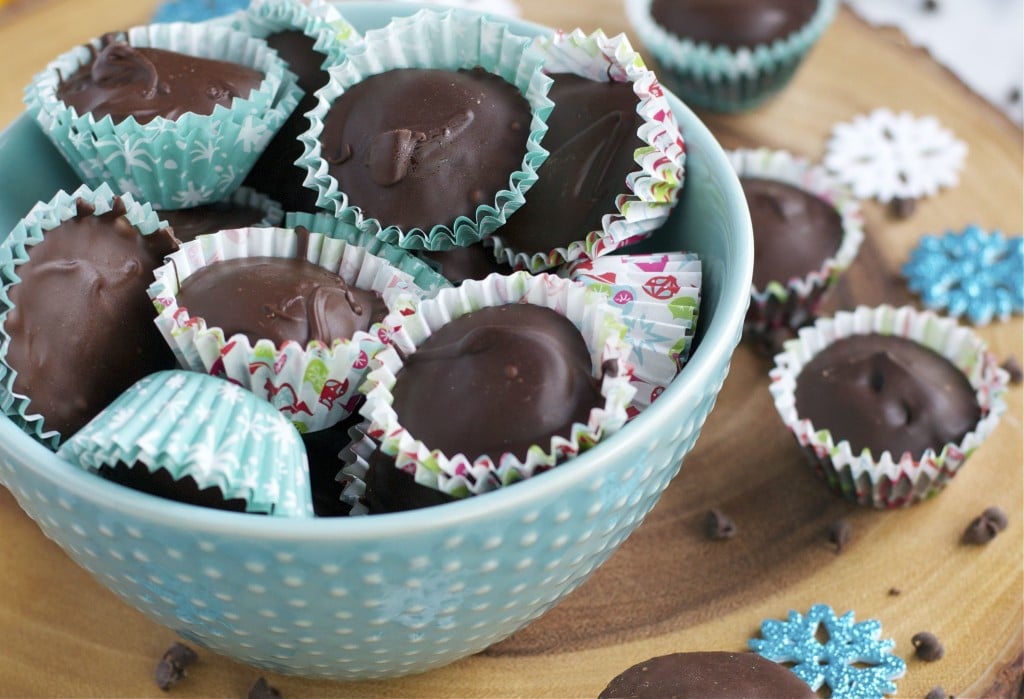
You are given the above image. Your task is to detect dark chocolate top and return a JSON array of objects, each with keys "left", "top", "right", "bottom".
[
  {"left": 794, "top": 333, "right": 981, "bottom": 457},
  {"left": 362, "top": 449, "right": 457, "bottom": 514},
  {"left": 160, "top": 201, "right": 266, "bottom": 243},
  {"left": 56, "top": 36, "right": 264, "bottom": 124},
  {"left": 741, "top": 176, "right": 844, "bottom": 290},
  {"left": 391, "top": 303, "right": 603, "bottom": 462},
  {"left": 320, "top": 67, "right": 531, "bottom": 230},
  {"left": 496, "top": 73, "right": 643, "bottom": 254},
  {"left": 175, "top": 251, "right": 386, "bottom": 347},
  {"left": 3, "top": 198, "right": 179, "bottom": 437},
  {"left": 650, "top": 0, "right": 820, "bottom": 50},
  {"left": 418, "top": 243, "right": 512, "bottom": 286},
  {"left": 599, "top": 651, "right": 817, "bottom": 699}
]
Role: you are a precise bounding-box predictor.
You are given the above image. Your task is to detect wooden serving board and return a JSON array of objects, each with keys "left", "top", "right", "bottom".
[{"left": 0, "top": 2, "right": 1020, "bottom": 697}]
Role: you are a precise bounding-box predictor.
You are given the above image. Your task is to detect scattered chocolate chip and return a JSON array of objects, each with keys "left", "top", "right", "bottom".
[
  {"left": 963, "top": 507, "right": 1008, "bottom": 545},
  {"left": 889, "top": 197, "right": 917, "bottom": 219},
  {"left": 704, "top": 508, "right": 737, "bottom": 540},
  {"left": 1001, "top": 356, "right": 1022, "bottom": 384},
  {"left": 248, "top": 676, "right": 282, "bottom": 699},
  {"left": 924, "top": 686, "right": 948, "bottom": 699},
  {"left": 912, "top": 631, "right": 945, "bottom": 661},
  {"left": 154, "top": 642, "right": 198, "bottom": 691},
  {"left": 1009, "top": 87, "right": 1022, "bottom": 104},
  {"left": 888, "top": 587, "right": 902, "bottom": 596},
  {"left": 826, "top": 518, "right": 853, "bottom": 554},
  {"left": 982, "top": 506, "right": 1009, "bottom": 531},
  {"left": 922, "top": 0, "right": 939, "bottom": 11}
]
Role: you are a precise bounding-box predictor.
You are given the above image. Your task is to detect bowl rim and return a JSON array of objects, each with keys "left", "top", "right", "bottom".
[{"left": 0, "top": 1, "right": 753, "bottom": 543}]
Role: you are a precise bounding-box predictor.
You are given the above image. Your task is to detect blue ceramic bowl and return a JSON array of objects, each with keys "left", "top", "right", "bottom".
[{"left": 0, "top": 3, "right": 752, "bottom": 680}]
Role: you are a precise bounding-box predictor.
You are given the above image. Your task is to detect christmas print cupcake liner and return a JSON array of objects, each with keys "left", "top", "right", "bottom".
[
  {"left": 234, "top": 0, "right": 360, "bottom": 50},
  {"left": 24, "top": 22, "right": 303, "bottom": 209},
  {"left": 359, "top": 271, "right": 636, "bottom": 498},
  {"left": 624, "top": 0, "right": 838, "bottom": 112},
  {"left": 58, "top": 370, "right": 314, "bottom": 517},
  {"left": 565, "top": 252, "right": 701, "bottom": 416},
  {"left": 296, "top": 8, "right": 554, "bottom": 250},
  {"left": 0, "top": 183, "right": 169, "bottom": 449},
  {"left": 148, "top": 226, "right": 436, "bottom": 432},
  {"left": 769, "top": 305, "right": 1008, "bottom": 508},
  {"left": 489, "top": 28, "right": 686, "bottom": 272},
  {"left": 728, "top": 148, "right": 864, "bottom": 335}
]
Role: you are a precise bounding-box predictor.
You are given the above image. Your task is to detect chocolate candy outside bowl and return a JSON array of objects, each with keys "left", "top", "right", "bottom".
[{"left": 0, "top": 3, "right": 753, "bottom": 681}]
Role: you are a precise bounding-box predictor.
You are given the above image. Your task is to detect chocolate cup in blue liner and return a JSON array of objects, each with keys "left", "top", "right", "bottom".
[
  {"left": 296, "top": 8, "right": 554, "bottom": 251},
  {"left": 0, "top": 183, "right": 170, "bottom": 450},
  {"left": 24, "top": 22, "right": 303, "bottom": 209},
  {"left": 58, "top": 370, "right": 314, "bottom": 517},
  {"left": 155, "top": 185, "right": 284, "bottom": 241},
  {"left": 234, "top": 0, "right": 360, "bottom": 53},
  {"left": 624, "top": 0, "right": 838, "bottom": 113}
]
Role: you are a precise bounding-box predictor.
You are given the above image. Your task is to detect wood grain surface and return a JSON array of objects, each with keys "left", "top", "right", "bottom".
[{"left": 0, "top": 1, "right": 1021, "bottom": 697}]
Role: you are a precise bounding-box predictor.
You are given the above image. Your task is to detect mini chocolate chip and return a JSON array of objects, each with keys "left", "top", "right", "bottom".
[
  {"left": 922, "top": 0, "right": 939, "bottom": 11},
  {"left": 888, "top": 587, "right": 902, "bottom": 596},
  {"left": 248, "top": 676, "right": 282, "bottom": 699},
  {"left": 963, "top": 508, "right": 1007, "bottom": 544},
  {"left": 924, "top": 687, "right": 948, "bottom": 699},
  {"left": 982, "top": 506, "right": 1009, "bottom": 531},
  {"left": 154, "top": 642, "right": 198, "bottom": 691},
  {"left": 1009, "top": 87, "right": 1022, "bottom": 104},
  {"left": 912, "top": 631, "right": 945, "bottom": 661},
  {"left": 827, "top": 518, "right": 853, "bottom": 554},
  {"left": 1001, "top": 356, "right": 1022, "bottom": 384},
  {"left": 704, "top": 508, "right": 737, "bottom": 540},
  {"left": 889, "top": 197, "right": 917, "bottom": 219}
]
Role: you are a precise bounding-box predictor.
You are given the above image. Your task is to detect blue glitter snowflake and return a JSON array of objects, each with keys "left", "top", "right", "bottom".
[
  {"left": 902, "top": 225, "right": 1024, "bottom": 325},
  {"left": 152, "top": 0, "right": 249, "bottom": 23},
  {"left": 749, "top": 604, "right": 906, "bottom": 699}
]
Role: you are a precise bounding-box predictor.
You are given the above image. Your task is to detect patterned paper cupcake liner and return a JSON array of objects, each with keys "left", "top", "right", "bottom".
[
  {"left": 728, "top": 148, "right": 864, "bottom": 335},
  {"left": 24, "top": 22, "right": 303, "bottom": 209},
  {"left": 0, "top": 183, "right": 170, "bottom": 449},
  {"left": 359, "top": 271, "right": 636, "bottom": 498},
  {"left": 769, "top": 305, "right": 1009, "bottom": 508},
  {"left": 57, "top": 370, "right": 314, "bottom": 517},
  {"left": 489, "top": 28, "right": 686, "bottom": 272},
  {"left": 148, "top": 226, "right": 438, "bottom": 432},
  {"left": 624, "top": 0, "right": 838, "bottom": 112},
  {"left": 234, "top": 0, "right": 360, "bottom": 50},
  {"left": 565, "top": 252, "right": 701, "bottom": 417},
  {"left": 296, "top": 8, "right": 554, "bottom": 250}
]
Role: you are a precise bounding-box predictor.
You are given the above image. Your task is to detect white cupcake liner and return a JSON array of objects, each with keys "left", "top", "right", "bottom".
[
  {"left": 296, "top": 8, "right": 554, "bottom": 250},
  {"left": 728, "top": 148, "right": 864, "bottom": 334},
  {"left": 769, "top": 305, "right": 1009, "bottom": 508},
  {"left": 235, "top": 0, "right": 361, "bottom": 50},
  {"left": 24, "top": 23, "right": 303, "bottom": 209},
  {"left": 491, "top": 28, "right": 686, "bottom": 272},
  {"left": 625, "top": 0, "right": 838, "bottom": 112},
  {"left": 565, "top": 252, "right": 701, "bottom": 417},
  {"left": 359, "top": 271, "right": 636, "bottom": 498},
  {"left": 148, "top": 226, "right": 435, "bottom": 432},
  {"left": 0, "top": 183, "right": 171, "bottom": 449},
  {"left": 57, "top": 370, "right": 314, "bottom": 517}
]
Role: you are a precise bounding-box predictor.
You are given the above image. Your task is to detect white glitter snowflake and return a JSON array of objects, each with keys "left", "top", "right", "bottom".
[
  {"left": 173, "top": 182, "right": 214, "bottom": 208},
  {"left": 235, "top": 116, "right": 269, "bottom": 154},
  {"left": 824, "top": 109, "right": 967, "bottom": 203}
]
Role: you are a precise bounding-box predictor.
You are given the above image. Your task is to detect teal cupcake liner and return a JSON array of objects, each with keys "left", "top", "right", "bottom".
[
  {"left": 24, "top": 22, "right": 303, "bottom": 209},
  {"left": 624, "top": 0, "right": 838, "bottom": 112},
  {"left": 296, "top": 8, "right": 554, "bottom": 250},
  {"left": 0, "top": 183, "right": 170, "bottom": 449},
  {"left": 233, "top": 0, "right": 360, "bottom": 62},
  {"left": 57, "top": 370, "right": 314, "bottom": 517}
]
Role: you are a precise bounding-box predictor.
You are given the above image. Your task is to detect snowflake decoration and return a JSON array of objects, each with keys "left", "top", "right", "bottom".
[
  {"left": 903, "top": 225, "right": 1023, "bottom": 325},
  {"left": 750, "top": 604, "right": 906, "bottom": 699},
  {"left": 825, "top": 109, "right": 967, "bottom": 203}
]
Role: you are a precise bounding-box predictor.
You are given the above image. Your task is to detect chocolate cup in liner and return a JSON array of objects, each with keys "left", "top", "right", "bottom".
[
  {"left": 235, "top": 0, "right": 360, "bottom": 50},
  {"left": 358, "top": 271, "right": 637, "bottom": 498},
  {"left": 296, "top": 8, "right": 554, "bottom": 250},
  {"left": 0, "top": 183, "right": 170, "bottom": 449},
  {"left": 148, "top": 226, "right": 441, "bottom": 432},
  {"left": 565, "top": 252, "right": 701, "bottom": 417},
  {"left": 769, "top": 305, "right": 1009, "bottom": 508},
  {"left": 727, "top": 148, "right": 864, "bottom": 335},
  {"left": 24, "top": 22, "right": 303, "bottom": 209},
  {"left": 155, "top": 185, "right": 285, "bottom": 239},
  {"left": 624, "top": 0, "right": 838, "bottom": 113},
  {"left": 57, "top": 370, "right": 314, "bottom": 517},
  {"left": 490, "top": 28, "right": 686, "bottom": 273}
]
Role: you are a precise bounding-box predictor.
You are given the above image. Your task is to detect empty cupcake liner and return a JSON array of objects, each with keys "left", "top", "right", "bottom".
[
  {"left": 359, "top": 271, "right": 636, "bottom": 498},
  {"left": 624, "top": 0, "right": 838, "bottom": 112},
  {"left": 336, "top": 419, "right": 373, "bottom": 515},
  {"left": 490, "top": 28, "right": 686, "bottom": 272},
  {"left": 58, "top": 370, "right": 314, "bottom": 517},
  {"left": 728, "top": 148, "right": 864, "bottom": 335},
  {"left": 0, "top": 183, "right": 169, "bottom": 449},
  {"left": 565, "top": 252, "right": 701, "bottom": 416},
  {"left": 148, "top": 225, "right": 436, "bottom": 432},
  {"left": 769, "top": 305, "right": 1008, "bottom": 508},
  {"left": 235, "top": 0, "right": 360, "bottom": 50},
  {"left": 296, "top": 8, "right": 554, "bottom": 250},
  {"left": 24, "top": 22, "right": 303, "bottom": 209}
]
